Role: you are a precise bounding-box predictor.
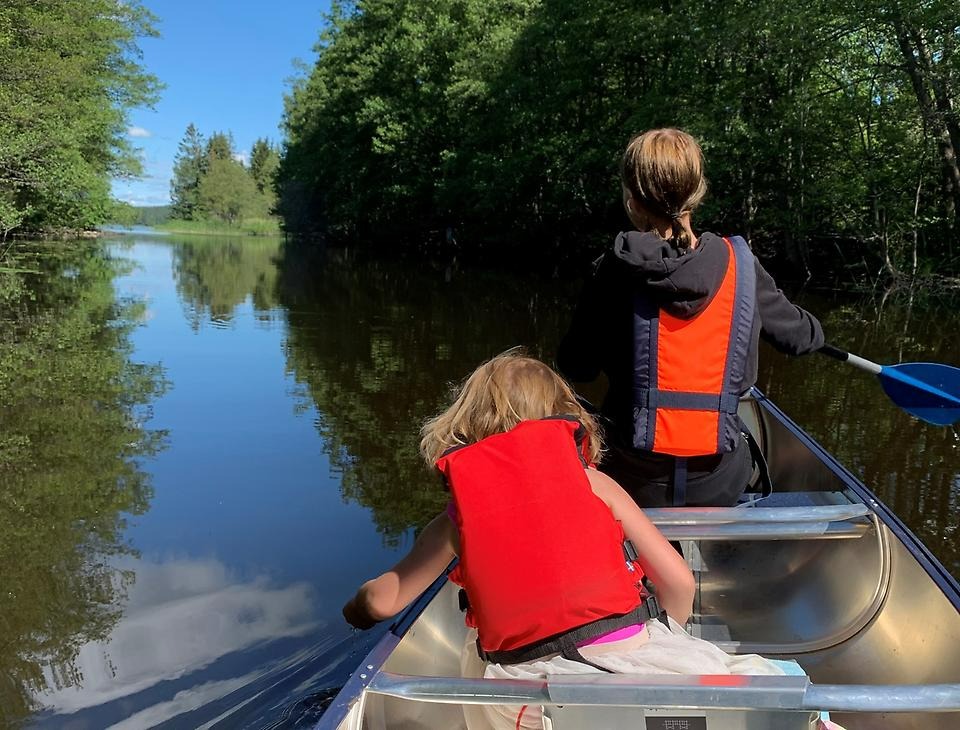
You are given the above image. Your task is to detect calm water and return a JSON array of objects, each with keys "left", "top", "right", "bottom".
[{"left": 2, "top": 233, "right": 958, "bottom": 728}]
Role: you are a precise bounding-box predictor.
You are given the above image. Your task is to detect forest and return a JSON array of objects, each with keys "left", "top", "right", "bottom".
[
  {"left": 167, "top": 125, "right": 280, "bottom": 231},
  {"left": 4, "top": 0, "right": 960, "bottom": 286},
  {"left": 279, "top": 0, "right": 960, "bottom": 283},
  {"left": 0, "top": 0, "right": 158, "bottom": 239}
]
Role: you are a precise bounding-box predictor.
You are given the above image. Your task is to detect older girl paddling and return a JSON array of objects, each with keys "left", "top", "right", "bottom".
[{"left": 558, "top": 128, "right": 825, "bottom": 507}]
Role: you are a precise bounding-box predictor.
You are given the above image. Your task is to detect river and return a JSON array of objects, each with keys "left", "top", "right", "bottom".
[{"left": 2, "top": 232, "right": 958, "bottom": 728}]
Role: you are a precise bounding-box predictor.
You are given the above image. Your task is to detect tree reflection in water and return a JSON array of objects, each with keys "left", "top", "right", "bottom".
[
  {"left": 171, "top": 235, "right": 283, "bottom": 329},
  {"left": 0, "top": 241, "right": 167, "bottom": 725},
  {"left": 5, "top": 236, "right": 956, "bottom": 727},
  {"left": 276, "top": 243, "right": 575, "bottom": 545}
]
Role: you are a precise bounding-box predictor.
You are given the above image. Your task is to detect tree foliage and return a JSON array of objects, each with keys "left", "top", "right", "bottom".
[
  {"left": 170, "top": 126, "right": 277, "bottom": 225},
  {"left": 197, "top": 157, "right": 265, "bottom": 224},
  {"left": 0, "top": 0, "right": 160, "bottom": 237},
  {"left": 250, "top": 138, "right": 281, "bottom": 212},
  {"left": 170, "top": 123, "right": 205, "bottom": 220},
  {"left": 280, "top": 0, "right": 960, "bottom": 282}
]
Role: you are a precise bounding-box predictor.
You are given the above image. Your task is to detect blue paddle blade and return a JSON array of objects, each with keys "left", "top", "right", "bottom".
[{"left": 878, "top": 362, "right": 960, "bottom": 426}]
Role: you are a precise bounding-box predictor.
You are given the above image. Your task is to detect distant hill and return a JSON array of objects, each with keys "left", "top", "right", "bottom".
[{"left": 134, "top": 206, "right": 172, "bottom": 226}]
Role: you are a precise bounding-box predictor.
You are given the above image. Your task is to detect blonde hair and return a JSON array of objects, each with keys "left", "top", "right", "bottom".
[
  {"left": 419, "top": 349, "right": 603, "bottom": 466},
  {"left": 620, "top": 128, "right": 707, "bottom": 251}
]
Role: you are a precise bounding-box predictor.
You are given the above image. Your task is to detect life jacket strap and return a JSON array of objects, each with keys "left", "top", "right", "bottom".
[
  {"left": 742, "top": 429, "right": 773, "bottom": 499},
  {"left": 672, "top": 457, "right": 688, "bottom": 506},
  {"left": 476, "top": 594, "right": 668, "bottom": 666},
  {"left": 634, "top": 387, "right": 741, "bottom": 414}
]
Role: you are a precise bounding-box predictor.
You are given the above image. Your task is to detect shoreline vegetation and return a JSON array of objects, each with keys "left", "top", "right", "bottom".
[
  {"left": 1, "top": 1, "right": 158, "bottom": 242},
  {"left": 276, "top": 0, "right": 960, "bottom": 288},
  {"left": 153, "top": 218, "right": 281, "bottom": 237},
  {"left": 4, "top": 0, "right": 960, "bottom": 290}
]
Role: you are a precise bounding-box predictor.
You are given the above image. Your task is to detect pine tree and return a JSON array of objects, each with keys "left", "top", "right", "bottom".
[
  {"left": 250, "top": 138, "right": 280, "bottom": 211},
  {"left": 205, "top": 132, "right": 234, "bottom": 164},
  {"left": 170, "top": 124, "right": 205, "bottom": 220}
]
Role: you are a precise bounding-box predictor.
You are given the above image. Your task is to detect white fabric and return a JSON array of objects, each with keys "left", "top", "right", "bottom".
[{"left": 461, "top": 618, "right": 788, "bottom": 730}]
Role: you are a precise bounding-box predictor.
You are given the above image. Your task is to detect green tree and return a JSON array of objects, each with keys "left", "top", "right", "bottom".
[
  {"left": 279, "top": 0, "right": 960, "bottom": 283},
  {"left": 0, "top": 0, "right": 160, "bottom": 235},
  {"left": 205, "top": 131, "right": 235, "bottom": 164},
  {"left": 197, "top": 157, "right": 263, "bottom": 223},
  {"left": 250, "top": 138, "right": 281, "bottom": 211},
  {"left": 170, "top": 123, "right": 205, "bottom": 220}
]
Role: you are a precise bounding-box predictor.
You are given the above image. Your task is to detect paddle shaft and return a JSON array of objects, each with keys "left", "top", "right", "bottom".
[{"left": 818, "top": 343, "right": 882, "bottom": 375}]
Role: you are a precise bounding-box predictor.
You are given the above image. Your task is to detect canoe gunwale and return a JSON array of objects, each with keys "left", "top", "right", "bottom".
[
  {"left": 317, "top": 569, "right": 451, "bottom": 729},
  {"left": 751, "top": 387, "right": 960, "bottom": 611},
  {"left": 362, "top": 671, "right": 960, "bottom": 713}
]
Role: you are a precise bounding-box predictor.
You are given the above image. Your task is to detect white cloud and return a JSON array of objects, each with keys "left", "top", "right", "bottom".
[
  {"left": 128, "top": 126, "right": 152, "bottom": 138},
  {"left": 32, "top": 556, "right": 319, "bottom": 715},
  {"left": 232, "top": 151, "right": 249, "bottom": 166}
]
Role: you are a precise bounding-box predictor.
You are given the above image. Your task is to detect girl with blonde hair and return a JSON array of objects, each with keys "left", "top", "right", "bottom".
[{"left": 344, "top": 350, "right": 788, "bottom": 730}]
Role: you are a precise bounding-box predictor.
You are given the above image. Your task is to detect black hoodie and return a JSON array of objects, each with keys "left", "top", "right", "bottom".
[{"left": 557, "top": 230, "right": 824, "bottom": 448}]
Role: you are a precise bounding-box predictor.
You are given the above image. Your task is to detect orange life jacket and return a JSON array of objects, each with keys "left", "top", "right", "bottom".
[
  {"left": 631, "top": 235, "right": 756, "bottom": 457},
  {"left": 436, "top": 417, "right": 649, "bottom": 662}
]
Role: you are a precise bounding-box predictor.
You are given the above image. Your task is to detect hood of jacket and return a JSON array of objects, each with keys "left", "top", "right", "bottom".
[{"left": 609, "top": 230, "right": 730, "bottom": 319}]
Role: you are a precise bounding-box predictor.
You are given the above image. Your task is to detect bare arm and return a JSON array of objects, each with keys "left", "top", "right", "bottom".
[
  {"left": 342, "top": 512, "right": 458, "bottom": 630},
  {"left": 586, "top": 469, "right": 695, "bottom": 624}
]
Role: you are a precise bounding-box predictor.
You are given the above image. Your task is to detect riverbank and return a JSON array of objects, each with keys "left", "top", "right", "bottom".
[{"left": 154, "top": 218, "right": 281, "bottom": 237}]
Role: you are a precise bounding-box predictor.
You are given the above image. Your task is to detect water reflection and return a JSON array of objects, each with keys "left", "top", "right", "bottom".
[
  {"left": 0, "top": 242, "right": 166, "bottom": 726},
  {"left": 5, "top": 234, "right": 960, "bottom": 728},
  {"left": 171, "top": 236, "right": 283, "bottom": 328},
  {"left": 275, "top": 244, "right": 575, "bottom": 544},
  {"left": 31, "top": 556, "right": 317, "bottom": 725}
]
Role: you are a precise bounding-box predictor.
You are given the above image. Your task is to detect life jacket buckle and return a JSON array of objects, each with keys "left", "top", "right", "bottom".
[{"left": 640, "top": 579, "right": 670, "bottom": 627}]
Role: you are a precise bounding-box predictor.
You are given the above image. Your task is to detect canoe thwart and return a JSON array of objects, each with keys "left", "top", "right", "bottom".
[
  {"left": 644, "top": 504, "right": 871, "bottom": 524},
  {"left": 366, "top": 672, "right": 960, "bottom": 713}
]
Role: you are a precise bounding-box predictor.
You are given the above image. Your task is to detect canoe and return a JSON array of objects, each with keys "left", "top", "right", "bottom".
[{"left": 318, "top": 389, "right": 960, "bottom": 730}]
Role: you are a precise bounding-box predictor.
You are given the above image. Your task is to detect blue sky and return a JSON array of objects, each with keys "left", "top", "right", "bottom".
[{"left": 113, "top": 1, "right": 331, "bottom": 207}]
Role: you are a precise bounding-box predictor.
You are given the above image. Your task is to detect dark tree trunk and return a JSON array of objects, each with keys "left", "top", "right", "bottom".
[{"left": 892, "top": 17, "right": 960, "bottom": 228}]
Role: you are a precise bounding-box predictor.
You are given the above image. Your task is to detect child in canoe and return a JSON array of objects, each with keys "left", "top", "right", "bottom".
[{"left": 343, "top": 350, "right": 797, "bottom": 730}]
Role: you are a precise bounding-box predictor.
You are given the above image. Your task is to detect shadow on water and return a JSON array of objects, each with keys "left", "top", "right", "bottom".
[{"left": 3, "top": 234, "right": 959, "bottom": 728}]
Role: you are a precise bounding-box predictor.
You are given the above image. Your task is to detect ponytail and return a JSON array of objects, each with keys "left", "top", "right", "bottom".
[
  {"left": 620, "top": 129, "right": 707, "bottom": 252},
  {"left": 668, "top": 211, "right": 694, "bottom": 251}
]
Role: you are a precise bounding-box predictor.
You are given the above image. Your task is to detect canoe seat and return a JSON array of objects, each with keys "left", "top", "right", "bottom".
[{"left": 645, "top": 499, "right": 872, "bottom": 541}]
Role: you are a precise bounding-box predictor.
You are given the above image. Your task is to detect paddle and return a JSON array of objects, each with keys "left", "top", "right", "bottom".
[{"left": 819, "top": 344, "right": 960, "bottom": 426}]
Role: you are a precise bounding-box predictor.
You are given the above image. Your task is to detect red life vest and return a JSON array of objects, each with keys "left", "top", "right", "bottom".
[
  {"left": 631, "top": 235, "right": 756, "bottom": 457},
  {"left": 436, "top": 417, "right": 644, "bottom": 657}
]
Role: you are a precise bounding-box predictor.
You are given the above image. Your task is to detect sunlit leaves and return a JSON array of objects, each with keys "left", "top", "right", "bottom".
[{"left": 0, "top": 0, "right": 160, "bottom": 235}]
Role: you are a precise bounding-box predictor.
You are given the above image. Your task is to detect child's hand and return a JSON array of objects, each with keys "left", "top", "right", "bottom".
[
  {"left": 342, "top": 589, "right": 380, "bottom": 630},
  {"left": 341, "top": 512, "right": 456, "bottom": 631}
]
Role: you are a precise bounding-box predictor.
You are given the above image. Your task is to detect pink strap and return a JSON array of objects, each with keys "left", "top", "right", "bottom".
[{"left": 577, "top": 623, "right": 644, "bottom": 647}]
